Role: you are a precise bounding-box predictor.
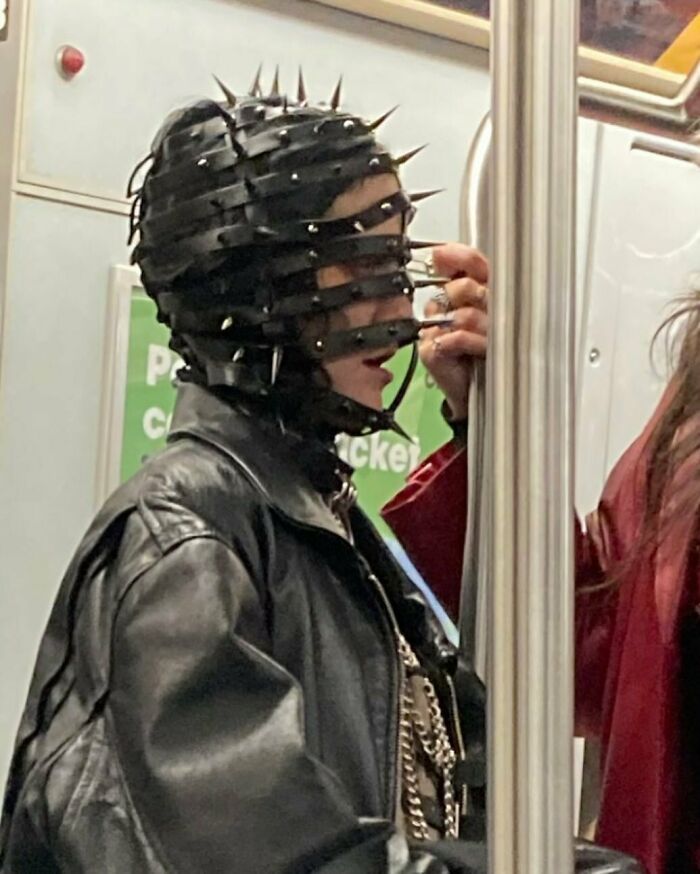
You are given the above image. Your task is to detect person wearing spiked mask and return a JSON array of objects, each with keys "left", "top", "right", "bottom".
[
  {"left": 0, "top": 70, "right": 640, "bottom": 874},
  {"left": 0, "top": 68, "right": 483, "bottom": 874}
]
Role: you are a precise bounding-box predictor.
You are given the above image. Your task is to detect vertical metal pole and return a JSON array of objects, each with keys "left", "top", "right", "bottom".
[
  {"left": 488, "top": 0, "right": 578, "bottom": 872},
  {"left": 459, "top": 111, "right": 491, "bottom": 679}
]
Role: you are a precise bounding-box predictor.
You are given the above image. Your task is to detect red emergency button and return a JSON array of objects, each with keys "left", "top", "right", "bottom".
[{"left": 57, "top": 45, "right": 85, "bottom": 78}]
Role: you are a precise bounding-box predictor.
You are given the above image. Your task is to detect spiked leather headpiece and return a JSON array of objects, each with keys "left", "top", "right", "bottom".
[{"left": 128, "top": 68, "right": 442, "bottom": 437}]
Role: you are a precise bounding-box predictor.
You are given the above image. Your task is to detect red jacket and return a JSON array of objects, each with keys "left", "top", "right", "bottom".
[{"left": 382, "top": 391, "right": 700, "bottom": 874}]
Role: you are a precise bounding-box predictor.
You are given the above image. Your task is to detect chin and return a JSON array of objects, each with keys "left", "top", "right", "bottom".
[{"left": 346, "top": 391, "right": 383, "bottom": 412}]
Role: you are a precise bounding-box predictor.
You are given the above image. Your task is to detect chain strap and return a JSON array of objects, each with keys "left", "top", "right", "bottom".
[
  {"left": 329, "top": 474, "right": 358, "bottom": 516},
  {"left": 397, "top": 634, "right": 460, "bottom": 841}
]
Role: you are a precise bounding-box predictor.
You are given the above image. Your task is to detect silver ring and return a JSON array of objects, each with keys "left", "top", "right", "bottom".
[{"left": 430, "top": 289, "right": 451, "bottom": 313}]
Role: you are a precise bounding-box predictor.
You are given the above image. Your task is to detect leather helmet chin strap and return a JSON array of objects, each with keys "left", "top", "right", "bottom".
[{"left": 309, "top": 338, "right": 419, "bottom": 439}]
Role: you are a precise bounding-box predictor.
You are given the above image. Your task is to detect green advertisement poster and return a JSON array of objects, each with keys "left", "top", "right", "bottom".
[
  {"left": 120, "top": 289, "right": 183, "bottom": 482},
  {"left": 118, "top": 288, "right": 450, "bottom": 538}
]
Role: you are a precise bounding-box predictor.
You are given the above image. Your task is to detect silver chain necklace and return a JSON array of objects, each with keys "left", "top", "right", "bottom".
[
  {"left": 326, "top": 472, "right": 459, "bottom": 841},
  {"left": 397, "top": 633, "right": 460, "bottom": 842}
]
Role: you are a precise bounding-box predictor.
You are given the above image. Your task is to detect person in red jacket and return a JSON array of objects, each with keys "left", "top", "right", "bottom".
[{"left": 384, "top": 242, "right": 700, "bottom": 874}]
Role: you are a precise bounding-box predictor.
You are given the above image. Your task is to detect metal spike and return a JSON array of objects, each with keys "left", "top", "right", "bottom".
[
  {"left": 409, "top": 239, "right": 445, "bottom": 250},
  {"left": 409, "top": 188, "right": 444, "bottom": 203},
  {"left": 270, "top": 66, "right": 280, "bottom": 98},
  {"left": 419, "top": 316, "right": 456, "bottom": 329},
  {"left": 297, "top": 67, "right": 307, "bottom": 105},
  {"left": 270, "top": 346, "right": 283, "bottom": 386},
  {"left": 330, "top": 76, "right": 343, "bottom": 111},
  {"left": 387, "top": 415, "right": 414, "bottom": 442},
  {"left": 213, "top": 75, "right": 237, "bottom": 107},
  {"left": 368, "top": 105, "right": 398, "bottom": 131},
  {"left": 395, "top": 144, "right": 428, "bottom": 166},
  {"left": 412, "top": 277, "right": 450, "bottom": 288},
  {"left": 249, "top": 64, "right": 263, "bottom": 97}
]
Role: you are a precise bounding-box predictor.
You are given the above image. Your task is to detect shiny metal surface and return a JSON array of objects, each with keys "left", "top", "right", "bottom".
[
  {"left": 580, "top": 59, "right": 700, "bottom": 142},
  {"left": 630, "top": 135, "right": 700, "bottom": 166},
  {"left": 488, "top": 0, "right": 577, "bottom": 870},
  {"left": 458, "top": 110, "right": 490, "bottom": 677}
]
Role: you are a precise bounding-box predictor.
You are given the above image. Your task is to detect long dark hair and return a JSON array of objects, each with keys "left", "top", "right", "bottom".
[{"left": 646, "top": 286, "right": 700, "bottom": 538}]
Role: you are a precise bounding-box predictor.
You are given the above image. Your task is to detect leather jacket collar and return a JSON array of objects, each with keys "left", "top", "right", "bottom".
[{"left": 168, "top": 382, "right": 351, "bottom": 539}]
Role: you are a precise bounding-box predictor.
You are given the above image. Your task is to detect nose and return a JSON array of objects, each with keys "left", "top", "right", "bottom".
[{"left": 377, "top": 291, "right": 413, "bottom": 323}]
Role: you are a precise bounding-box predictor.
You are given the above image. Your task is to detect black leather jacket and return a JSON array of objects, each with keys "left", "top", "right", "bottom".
[
  {"left": 0, "top": 383, "right": 486, "bottom": 873},
  {"left": 0, "top": 384, "right": 642, "bottom": 874}
]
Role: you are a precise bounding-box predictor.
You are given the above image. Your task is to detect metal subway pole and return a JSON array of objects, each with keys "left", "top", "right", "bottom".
[
  {"left": 488, "top": 0, "right": 578, "bottom": 872},
  {"left": 459, "top": 111, "right": 491, "bottom": 679}
]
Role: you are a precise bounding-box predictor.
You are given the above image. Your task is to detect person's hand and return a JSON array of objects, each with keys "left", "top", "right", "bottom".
[{"left": 419, "top": 243, "right": 489, "bottom": 422}]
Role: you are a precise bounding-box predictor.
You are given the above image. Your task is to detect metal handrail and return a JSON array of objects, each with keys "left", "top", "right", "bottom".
[
  {"left": 631, "top": 135, "right": 700, "bottom": 165},
  {"left": 580, "top": 59, "right": 700, "bottom": 141}
]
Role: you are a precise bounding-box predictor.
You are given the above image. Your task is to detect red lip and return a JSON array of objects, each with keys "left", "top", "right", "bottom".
[{"left": 363, "top": 352, "right": 394, "bottom": 368}]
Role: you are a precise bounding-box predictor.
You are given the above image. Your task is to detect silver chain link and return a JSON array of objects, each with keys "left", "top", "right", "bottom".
[{"left": 397, "top": 634, "right": 460, "bottom": 841}]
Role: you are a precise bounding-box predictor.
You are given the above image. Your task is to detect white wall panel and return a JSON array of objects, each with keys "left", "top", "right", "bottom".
[
  {"left": 20, "top": 0, "right": 490, "bottom": 213},
  {"left": 577, "top": 125, "right": 700, "bottom": 513},
  {"left": 0, "top": 195, "right": 128, "bottom": 775}
]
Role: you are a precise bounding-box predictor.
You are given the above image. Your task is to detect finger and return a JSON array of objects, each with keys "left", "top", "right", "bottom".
[
  {"left": 422, "top": 281, "right": 487, "bottom": 318},
  {"left": 424, "top": 329, "right": 487, "bottom": 360},
  {"left": 419, "top": 308, "right": 488, "bottom": 344},
  {"left": 432, "top": 243, "right": 489, "bottom": 284},
  {"left": 447, "top": 306, "right": 489, "bottom": 339},
  {"left": 424, "top": 299, "right": 440, "bottom": 318},
  {"left": 418, "top": 324, "right": 441, "bottom": 343},
  {"left": 444, "top": 278, "right": 489, "bottom": 312}
]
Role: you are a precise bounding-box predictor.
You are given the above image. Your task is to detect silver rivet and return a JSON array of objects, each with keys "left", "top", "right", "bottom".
[
  {"left": 369, "top": 157, "right": 381, "bottom": 169},
  {"left": 308, "top": 250, "right": 319, "bottom": 262},
  {"left": 278, "top": 129, "right": 290, "bottom": 142},
  {"left": 291, "top": 172, "right": 300, "bottom": 183},
  {"left": 343, "top": 119, "right": 355, "bottom": 131},
  {"left": 381, "top": 202, "right": 393, "bottom": 214},
  {"left": 588, "top": 348, "right": 601, "bottom": 364},
  {"left": 197, "top": 157, "right": 208, "bottom": 167},
  {"left": 315, "top": 339, "right": 324, "bottom": 350},
  {"left": 307, "top": 223, "right": 319, "bottom": 234}
]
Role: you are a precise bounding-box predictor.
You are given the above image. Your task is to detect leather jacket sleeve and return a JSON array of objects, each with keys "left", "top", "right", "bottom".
[
  {"left": 108, "top": 531, "right": 456, "bottom": 874},
  {"left": 106, "top": 528, "right": 644, "bottom": 874}
]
